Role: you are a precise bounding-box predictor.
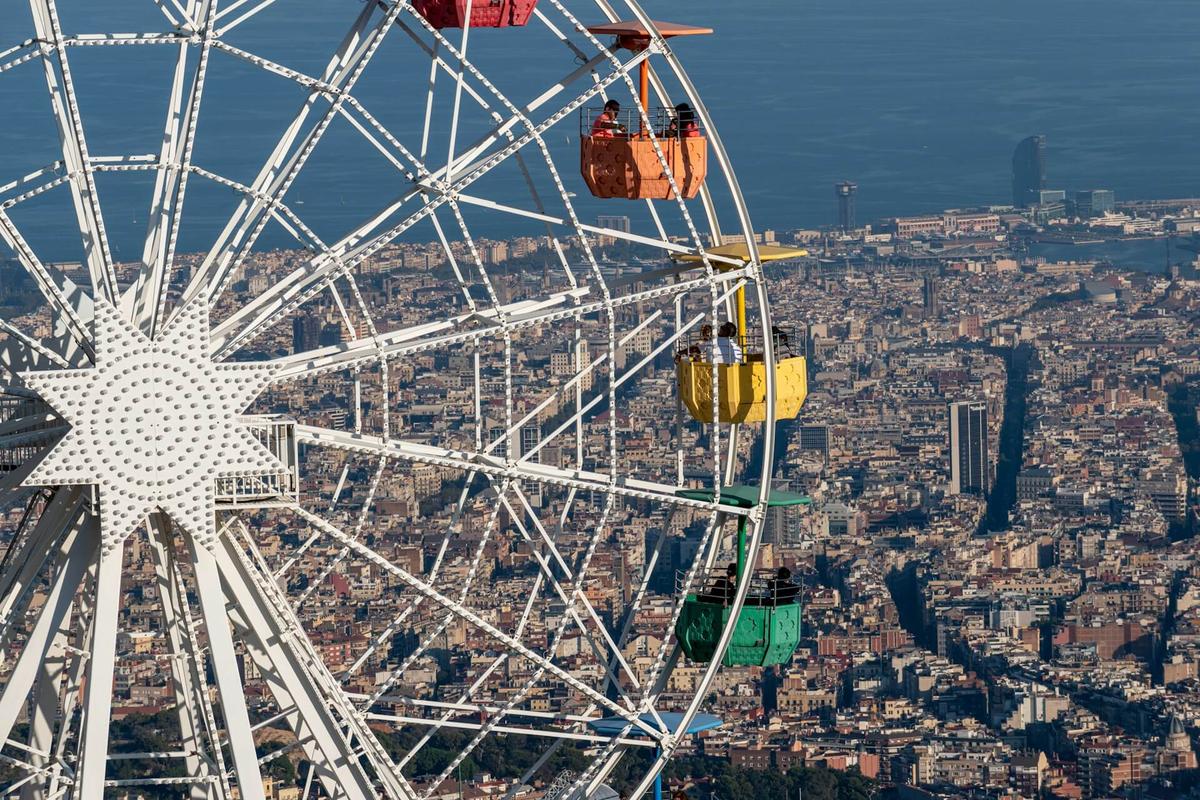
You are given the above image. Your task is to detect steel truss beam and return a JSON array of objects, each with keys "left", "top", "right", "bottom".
[
  {"left": 293, "top": 424, "right": 749, "bottom": 519},
  {"left": 28, "top": 0, "right": 117, "bottom": 303},
  {"left": 210, "top": 47, "right": 650, "bottom": 359}
]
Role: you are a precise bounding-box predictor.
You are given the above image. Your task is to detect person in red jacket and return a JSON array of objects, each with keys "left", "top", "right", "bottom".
[
  {"left": 591, "top": 99, "right": 626, "bottom": 138},
  {"left": 664, "top": 103, "right": 701, "bottom": 139}
]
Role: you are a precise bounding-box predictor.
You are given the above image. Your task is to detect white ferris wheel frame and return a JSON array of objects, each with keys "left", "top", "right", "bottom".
[{"left": 0, "top": 0, "right": 784, "bottom": 798}]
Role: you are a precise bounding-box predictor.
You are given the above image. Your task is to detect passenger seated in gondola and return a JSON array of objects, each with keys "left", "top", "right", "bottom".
[
  {"left": 692, "top": 323, "right": 713, "bottom": 360},
  {"left": 676, "top": 323, "right": 711, "bottom": 362},
  {"left": 662, "top": 103, "right": 701, "bottom": 139},
  {"left": 591, "top": 99, "right": 627, "bottom": 138},
  {"left": 712, "top": 321, "right": 742, "bottom": 364},
  {"left": 700, "top": 563, "right": 738, "bottom": 606},
  {"left": 769, "top": 567, "right": 799, "bottom": 606}
]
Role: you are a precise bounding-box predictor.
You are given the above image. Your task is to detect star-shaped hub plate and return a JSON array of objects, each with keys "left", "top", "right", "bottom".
[{"left": 22, "top": 299, "right": 282, "bottom": 549}]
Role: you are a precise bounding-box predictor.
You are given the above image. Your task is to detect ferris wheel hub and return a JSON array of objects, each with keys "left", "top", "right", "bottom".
[{"left": 21, "top": 298, "right": 282, "bottom": 547}]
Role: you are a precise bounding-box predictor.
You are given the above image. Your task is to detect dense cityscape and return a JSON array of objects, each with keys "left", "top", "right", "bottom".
[{"left": 2, "top": 127, "right": 1198, "bottom": 800}]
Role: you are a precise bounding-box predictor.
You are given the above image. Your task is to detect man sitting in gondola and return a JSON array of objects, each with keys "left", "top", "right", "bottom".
[
  {"left": 591, "top": 99, "right": 627, "bottom": 138},
  {"left": 769, "top": 567, "right": 799, "bottom": 606},
  {"left": 699, "top": 563, "right": 738, "bottom": 606},
  {"left": 712, "top": 321, "right": 742, "bottom": 364}
]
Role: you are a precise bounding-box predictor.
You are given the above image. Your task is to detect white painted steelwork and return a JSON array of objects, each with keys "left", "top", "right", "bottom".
[{"left": 0, "top": 1, "right": 782, "bottom": 798}]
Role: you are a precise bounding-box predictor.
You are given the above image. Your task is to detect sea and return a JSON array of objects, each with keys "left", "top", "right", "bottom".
[{"left": 0, "top": 0, "right": 1197, "bottom": 267}]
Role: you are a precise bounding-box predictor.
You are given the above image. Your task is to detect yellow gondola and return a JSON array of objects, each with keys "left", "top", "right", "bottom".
[{"left": 672, "top": 244, "right": 810, "bottom": 424}]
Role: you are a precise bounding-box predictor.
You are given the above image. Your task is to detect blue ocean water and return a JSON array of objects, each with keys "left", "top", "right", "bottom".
[{"left": 0, "top": 0, "right": 1197, "bottom": 263}]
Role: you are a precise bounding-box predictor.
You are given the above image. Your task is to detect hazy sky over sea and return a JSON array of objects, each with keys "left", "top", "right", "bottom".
[
  {"left": 0, "top": 0, "right": 1196, "bottom": 261},
  {"left": 688, "top": 0, "right": 1200, "bottom": 228}
]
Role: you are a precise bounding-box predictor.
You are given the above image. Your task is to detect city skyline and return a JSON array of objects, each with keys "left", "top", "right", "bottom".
[
  {"left": 4, "top": 2, "right": 1200, "bottom": 261},
  {"left": 0, "top": 2, "right": 1197, "bottom": 800}
]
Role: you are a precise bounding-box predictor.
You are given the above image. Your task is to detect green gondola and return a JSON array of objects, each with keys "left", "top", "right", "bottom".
[{"left": 674, "top": 484, "right": 810, "bottom": 667}]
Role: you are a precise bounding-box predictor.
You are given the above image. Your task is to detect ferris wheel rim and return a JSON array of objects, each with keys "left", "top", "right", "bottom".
[{"left": 0, "top": 0, "right": 783, "bottom": 797}]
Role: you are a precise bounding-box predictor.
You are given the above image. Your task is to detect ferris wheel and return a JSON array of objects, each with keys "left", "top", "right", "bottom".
[{"left": 0, "top": 1, "right": 808, "bottom": 798}]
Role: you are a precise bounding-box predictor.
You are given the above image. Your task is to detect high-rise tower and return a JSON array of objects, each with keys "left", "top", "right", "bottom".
[
  {"left": 923, "top": 273, "right": 940, "bottom": 318},
  {"left": 1012, "top": 135, "right": 1047, "bottom": 208},
  {"left": 949, "top": 401, "right": 989, "bottom": 496},
  {"left": 835, "top": 180, "right": 857, "bottom": 232},
  {"left": 291, "top": 313, "right": 320, "bottom": 354}
]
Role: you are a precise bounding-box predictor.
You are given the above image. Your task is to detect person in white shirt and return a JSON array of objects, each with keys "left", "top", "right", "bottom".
[{"left": 712, "top": 321, "right": 742, "bottom": 364}]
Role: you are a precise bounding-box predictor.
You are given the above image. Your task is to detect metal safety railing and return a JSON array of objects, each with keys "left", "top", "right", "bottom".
[
  {"left": 579, "top": 106, "right": 707, "bottom": 139},
  {"left": 673, "top": 323, "right": 804, "bottom": 364},
  {"left": 215, "top": 415, "right": 300, "bottom": 506},
  {"left": 0, "top": 392, "right": 60, "bottom": 472},
  {"left": 677, "top": 567, "right": 801, "bottom": 607}
]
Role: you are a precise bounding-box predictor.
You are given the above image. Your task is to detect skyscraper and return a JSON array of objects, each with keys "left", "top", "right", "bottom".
[
  {"left": 797, "top": 424, "right": 830, "bottom": 463},
  {"left": 291, "top": 314, "right": 320, "bottom": 354},
  {"left": 922, "top": 273, "right": 939, "bottom": 318},
  {"left": 949, "top": 401, "right": 989, "bottom": 496},
  {"left": 835, "top": 181, "right": 857, "bottom": 232},
  {"left": 519, "top": 424, "right": 541, "bottom": 463},
  {"left": 1071, "top": 189, "right": 1115, "bottom": 218},
  {"left": 292, "top": 316, "right": 305, "bottom": 354},
  {"left": 1011, "top": 135, "right": 1046, "bottom": 208},
  {"left": 763, "top": 478, "right": 805, "bottom": 545}
]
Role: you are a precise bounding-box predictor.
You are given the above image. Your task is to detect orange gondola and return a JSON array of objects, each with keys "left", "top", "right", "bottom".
[
  {"left": 579, "top": 109, "right": 707, "bottom": 200},
  {"left": 580, "top": 20, "right": 712, "bottom": 200}
]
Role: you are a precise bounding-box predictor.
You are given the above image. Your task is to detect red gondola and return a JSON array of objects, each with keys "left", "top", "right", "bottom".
[{"left": 413, "top": 0, "right": 537, "bottom": 29}]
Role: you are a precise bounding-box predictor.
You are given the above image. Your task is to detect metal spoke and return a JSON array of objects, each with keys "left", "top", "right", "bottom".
[
  {"left": 0, "top": 515, "right": 94, "bottom": 751},
  {"left": 213, "top": 0, "right": 276, "bottom": 36},
  {"left": 28, "top": 0, "right": 118, "bottom": 302},
  {"left": 128, "top": 0, "right": 218, "bottom": 335},
  {"left": 145, "top": 515, "right": 215, "bottom": 799},
  {"left": 0, "top": 39, "right": 45, "bottom": 74},
  {"left": 293, "top": 423, "right": 750, "bottom": 518},
  {"left": 291, "top": 506, "right": 664, "bottom": 742},
  {"left": 214, "top": 524, "right": 405, "bottom": 800},
  {"left": 63, "top": 32, "right": 189, "bottom": 47},
  {"left": 0, "top": 0, "right": 778, "bottom": 795},
  {"left": 210, "top": 48, "right": 650, "bottom": 358},
  {"left": 0, "top": 211, "right": 93, "bottom": 357},
  {"left": 182, "top": 2, "right": 404, "bottom": 310},
  {"left": 187, "top": 537, "right": 267, "bottom": 800},
  {"left": 70, "top": 526, "right": 114, "bottom": 796}
]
